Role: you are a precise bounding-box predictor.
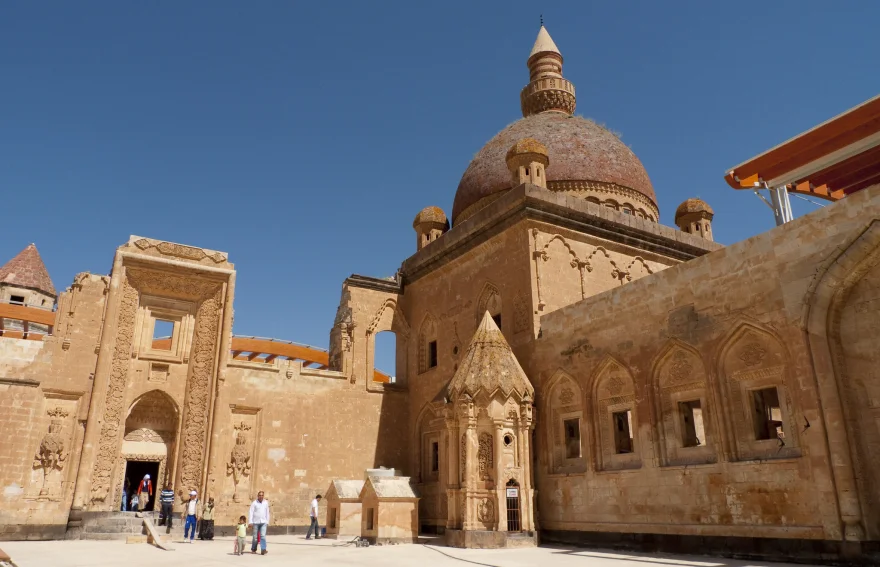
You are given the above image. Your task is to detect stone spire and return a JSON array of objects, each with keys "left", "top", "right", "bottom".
[
  {"left": 447, "top": 311, "right": 534, "bottom": 400},
  {"left": 0, "top": 243, "right": 56, "bottom": 296},
  {"left": 520, "top": 25, "right": 576, "bottom": 117}
]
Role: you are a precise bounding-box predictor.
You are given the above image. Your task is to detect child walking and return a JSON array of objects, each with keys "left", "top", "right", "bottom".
[{"left": 234, "top": 515, "right": 247, "bottom": 556}]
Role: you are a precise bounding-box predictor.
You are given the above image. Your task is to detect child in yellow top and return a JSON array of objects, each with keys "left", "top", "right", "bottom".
[{"left": 235, "top": 515, "right": 247, "bottom": 556}]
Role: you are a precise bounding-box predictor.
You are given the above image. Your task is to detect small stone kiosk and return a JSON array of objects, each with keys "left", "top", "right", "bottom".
[
  {"left": 444, "top": 312, "right": 537, "bottom": 548},
  {"left": 324, "top": 480, "right": 365, "bottom": 540},
  {"left": 359, "top": 473, "right": 420, "bottom": 544}
]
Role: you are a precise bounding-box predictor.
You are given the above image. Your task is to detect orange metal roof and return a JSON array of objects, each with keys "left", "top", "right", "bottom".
[{"left": 725, "top": 94, "right": 880, "bottom": 201}]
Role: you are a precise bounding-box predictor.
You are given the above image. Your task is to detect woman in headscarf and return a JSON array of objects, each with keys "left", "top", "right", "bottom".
[
  {"left": 198, "top": 497, "right": 215, "bottom": 540},
  {"left": 137, "top": 474, "right": 153, "bottom": 511}
]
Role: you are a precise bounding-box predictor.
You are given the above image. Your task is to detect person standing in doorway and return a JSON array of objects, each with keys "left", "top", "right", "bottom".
[
  {"left": 305, "top": 494, "right": 322, "bottom": 540},
  {"left": 182, "top": 490, "right": 199, "bottom": 543},
  {"left": 137, "top": 474, "right": 153, "bottom": 512},
  {"left": 198, "top": 497, "right": 215, "bottom": 540},
  {"left": 159, "top": 483, "right": 175, "bottom": 534},
  {"left": 248, "top": 491, "right": 270, "bottom": 555},
  {"left": 121, "top": 478, "right": 130, "bottom": 512}
]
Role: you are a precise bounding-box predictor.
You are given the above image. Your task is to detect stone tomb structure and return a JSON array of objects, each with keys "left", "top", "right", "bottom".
[
  {"left": 324, "top": 480, "right": 365, "bottom": 540},
  {"left": 359, "top": 475, "right": 419, "bottom": 545},
  {"left": 0, "top": 25, "right": 879, "bottom": 563}
]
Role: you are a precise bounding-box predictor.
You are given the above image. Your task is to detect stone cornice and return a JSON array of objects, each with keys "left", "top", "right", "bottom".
[
  {"left": 401, "top": 184, "right": 721, "bottom": 285},
  {"left": 344, "top": 274, "right": 402, "bottom": 294}
]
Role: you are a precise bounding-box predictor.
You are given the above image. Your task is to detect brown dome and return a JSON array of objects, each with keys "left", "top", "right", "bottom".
[
  {"left": 413, "top": 206, "right": 448, "bottom": 229},
  {"left": 453, "top": 113, "right": 656, "bottom": 224},
  {"left": 674, "top": 198, "right": 714, "bottom": 222}
]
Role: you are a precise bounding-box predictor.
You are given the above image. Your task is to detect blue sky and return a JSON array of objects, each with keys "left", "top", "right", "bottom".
[{"left": 1, "top": 2, "right": 877, "bottom": 374}]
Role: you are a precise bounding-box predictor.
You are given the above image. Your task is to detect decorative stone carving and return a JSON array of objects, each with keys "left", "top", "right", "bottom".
[
  {"left": 123, "top": 428, "right": 168, "bottom": 443},
  {"left": 739, "top": 342, "right": 767, "bottom": 367},
  {"left": 513, "top": 293, "right": 530, "bottom": 333},
  {"left": 606, "top": 371, "right": 625, "bottom": 396},
  {"left": 667, "top": 351, "right": 694, "bottom": 386},
  {"left": 460, "top": 433, "right": 467, "bottom": 483},
  {"left": 478, "top": 433, "right": 493, "bottom": 481},
  {"left": 34, "top": 408, "right": 68, "bottom": 497},
  {"left": 478, "top": 497, "right": 494, "bottom": 523},
  {"left": 133, "top": 238, "right": 227, "bottom": 264},
  {"left": 227, "top": 421, "right": 252, "bottom": 503},
  {"left": 559, "top": 387, "right": 574, "bottom": 405},
  {"left": 90, "top": 278, "right": 139, "bottom": 504}
]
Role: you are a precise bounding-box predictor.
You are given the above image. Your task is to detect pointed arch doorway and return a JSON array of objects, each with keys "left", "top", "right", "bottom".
[{"left": 505, "top": 479, "right": 521, "bottom": 532}]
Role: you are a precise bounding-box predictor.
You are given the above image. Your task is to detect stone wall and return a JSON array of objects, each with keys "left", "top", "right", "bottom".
[{"left": 530, "top": 186, "right": 880, "bottom": 553}]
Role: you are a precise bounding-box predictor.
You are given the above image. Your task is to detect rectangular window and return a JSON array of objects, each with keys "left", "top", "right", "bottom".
[
  {"left": 563, "top": 418, "right": 581, "bottom": 459},
  {"left": 492, "top": 314, "right": 502, "bottom": 330},
  {"left": 428, "top": 340, "right": 438, "bottom": 368},
  {"left": 431, "top": 441, "right": 439, "bottom": 472},
  {"left": 613, "top": 410, "right": 634, "bottom": 454},
  {"left": 366, "top": 508, "right": 375, "bottom": 530},
  {"left": 9, "top": 295, "right": 25, "bottom": 305},
  {"left": 152, "top": 319, "right": 174, "bottom": 350},
  {"left": 329, "top": 507, "right": 337, "bottom": 529},
  {"left": 752, "top": 387, "right": 783, "bottom": 440},
  {"left": 679, "top": 400, "right": 705, "bottom": 447}
]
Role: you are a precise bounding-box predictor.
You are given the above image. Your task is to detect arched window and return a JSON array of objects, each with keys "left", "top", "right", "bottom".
[
  {"left": 418, "top": 314, "right": 439, "bottom": 374},
  {"left": 592, "top": 359, "right": 641, "bottom": 471},
  {"left": 546, "top": 372, "right": 586, "bottom": 474}
]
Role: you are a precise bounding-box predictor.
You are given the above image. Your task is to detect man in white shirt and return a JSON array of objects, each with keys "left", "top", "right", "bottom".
[
  {"left": 305, "top": 494, "right": 322, "bottom": 540},
  {"left": 181, "top": 490, "right": 199, "bottom": 543},
  {"left": 248, "top": 491, "right": 270, "bottom": 555}
]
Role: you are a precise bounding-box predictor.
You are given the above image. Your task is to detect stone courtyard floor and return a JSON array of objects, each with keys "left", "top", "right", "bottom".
[{"left": 0, "top": 536, "right": 822, "bottom": 567}]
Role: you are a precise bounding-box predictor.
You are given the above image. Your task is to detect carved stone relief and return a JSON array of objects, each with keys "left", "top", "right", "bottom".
[
  {"left": 34, "top": 407, "right": 69, "bottom": 497},
  {"left": 513, "top": 293, "right": 530, "bottom": 334},
  {"left": 478, "top": 497, "right": 495, "bottom": 523},
  {"left": 478, "top": 433, "right": 494, "bottom": 481},
  {"left": 227, "top": 421, "right": 252, "bottom": 503}
]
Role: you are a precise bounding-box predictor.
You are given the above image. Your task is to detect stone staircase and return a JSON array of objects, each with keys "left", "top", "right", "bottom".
[{"left": 66, "top": 511, "right": 158, "bottom": 541}]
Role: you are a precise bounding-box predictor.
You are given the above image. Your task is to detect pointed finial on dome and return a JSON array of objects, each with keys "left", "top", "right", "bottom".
[{"left": 520, "top": 26, "right": 575, "bottom": 117}]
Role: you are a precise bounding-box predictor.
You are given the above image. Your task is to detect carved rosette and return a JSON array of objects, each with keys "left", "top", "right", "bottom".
[{"left": 89, "top": 278, "right": 139, "bottom": 503}]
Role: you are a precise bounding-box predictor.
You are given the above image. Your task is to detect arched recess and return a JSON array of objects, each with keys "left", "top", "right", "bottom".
[
  {"left": 412, "top": 402, "right": 446, "bottom": 531},
  {"left": 715, "top": 321, "right": 801, "bottom": 462},
  {"left": 366, "top": 299, "right": 409, "bottom": 388},
  {"left": 475, "top": 282, "right": 503, "bottom": 330},
  {"left": 804, "top": 219, "right": 880, "bottom": 541},
  {"left": 418, "top": 313, "right": 439, "bottom": 375},
  {"left": 543, "top": 369, "right": 587, "bottom": 474},
  {"left": 650, "top": 340, "right": 716, "bottom": 466},
  {"left": 584, "top": 247, "right": 626, "bottom": 295},
  {"left": 625, "top": 257, "right": 654, "bottom": 282},
  {"left": 589, "top": 356, "right": 641, "bottom": 471}
]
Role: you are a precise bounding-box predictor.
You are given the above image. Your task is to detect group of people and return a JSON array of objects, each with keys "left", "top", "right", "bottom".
[{"left": 122, "top": 475, "right": 324, "bottom": 555}]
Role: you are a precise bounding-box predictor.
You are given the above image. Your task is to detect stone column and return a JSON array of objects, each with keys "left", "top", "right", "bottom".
[
  {"left": 70, "top": 252, "right": 125, "bottom": 511},
  {"left": 494, "top": 422, "right": 506, "bottom": 531},
  {"left": 463, "top": 422, "right": 475, "bottom": 530}
]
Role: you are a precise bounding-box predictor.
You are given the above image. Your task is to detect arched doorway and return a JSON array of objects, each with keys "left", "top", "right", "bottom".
[
  {"left": 505, "top": 479, "right": 521, "bottom": 532},
  {"left": 118, "top": 390, "right": 179, "bottom": 511}
]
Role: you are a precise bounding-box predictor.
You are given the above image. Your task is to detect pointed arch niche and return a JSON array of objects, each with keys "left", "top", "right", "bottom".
[
  {"left": 717, "top": 322, "right": 801, "bottom": 461},
  {"left": 590, "top": 358, "right": 641, "bottom": 471},
  {"left": 544, "top": 370, "right": 586, "bottom": 474},
  {"left": 418, "top": 313, "right": 439, "bottom": 375},
  {"left": 366, "top": 299, "right": 409, "bottom": 388},
  {"left": 651, "top": 341, "right": 716, "bottom": 466},
  {"left": 475, "top": 282, "right": 502, "bottom": 331}
]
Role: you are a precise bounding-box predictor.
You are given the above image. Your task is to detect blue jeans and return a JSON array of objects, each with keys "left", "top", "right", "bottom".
[
  {"left": 306, "top": 516, "right": 320, "bottom": 539},
  {"left": 184, "top": 515, "right": 197, "bottom": 540},
  {"left": 251, "top": 523, "right": 267, "bottom": 552}
]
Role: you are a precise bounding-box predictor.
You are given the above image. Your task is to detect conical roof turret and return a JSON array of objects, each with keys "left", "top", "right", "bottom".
[
  {"left": 0, "top": 243, "right": 56, "bottom": 296},
  {"left": 447, "top": 311, "right": 534, "bottom": 399},
  {"left": 520, "top": 25, "right": 576, "bottom": 117},
  {"left": 529, "top": 25, "right": 561, "bottom": 58}
]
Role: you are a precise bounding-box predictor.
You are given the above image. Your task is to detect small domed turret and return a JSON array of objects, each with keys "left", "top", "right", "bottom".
[
  {"left": 505, "top": 138, "right": 549, "bottom": 189},
  {"left": 413, "top": 206, "right": 449, "bottom": 251},
  {"left": 675, "top": 198, "right": 714, "bottom": 241}
]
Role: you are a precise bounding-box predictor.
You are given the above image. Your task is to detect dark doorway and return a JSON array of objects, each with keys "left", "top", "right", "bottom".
[
  {"left": 505, "top": 479, "right": 521, "bottom": 532},
  {"left": 123, "top": 460, "right": 159, "bottom": 511}
]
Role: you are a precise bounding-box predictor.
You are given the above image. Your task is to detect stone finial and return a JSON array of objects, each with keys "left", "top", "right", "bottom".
[
  {"left": 505, "top": 138, "right": 549, "bottom": 189},
  {"left": 520, "top": 26, "right": 576, "bottom": 117},
  {"left": 675, "top": 198, "right": 715, "bottom": 241}
]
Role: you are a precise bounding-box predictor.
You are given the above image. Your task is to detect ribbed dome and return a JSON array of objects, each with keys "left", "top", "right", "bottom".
[
  {"left": 452, "top": 113, "right": 656, "bottom": 224},
  {"left": 674, "top": 198, "right": 714, "bottom": 222},
  {"left": 413, "top": 206, "right": 448, "bottom": 229}
]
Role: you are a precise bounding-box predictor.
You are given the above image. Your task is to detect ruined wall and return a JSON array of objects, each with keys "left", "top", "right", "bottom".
[
  {"left": 531, "top": 186, "right": 880, "bottom": 548},
  {"left": 0, "top": 274, "right": 107, "bottom": 539}
]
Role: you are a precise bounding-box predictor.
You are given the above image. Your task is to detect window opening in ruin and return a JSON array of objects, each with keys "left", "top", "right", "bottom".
[
  {"left": 374, "top": 331, "right": 396, "bottom": 383},
  {"left": 613, "top": 410, "right": 634, "bottom": 454},
  {"left": 366, "top": 508, "right": 375, "bottom": 530},
  {"left": 505, "top": 479, "right": 521, "bottom": 532},
  {"left": 679, "top": 400, "right": 704, "bottom": 447},
  {"left": 428, "top": 340, "right": 438, "bottom": 369},
  {"left": 503, "top": 433, "right": 514, "bottom": 447},
  {"left": 563, "top": 418, "right": 581, "bottom": 458},
  {"left": 329, "top": 507, "right": 337, "bottom": 529},
  {"left": 431, "top": 441, "right": 439, "bottom": 472},
  {"left": 752, "top": 387, "right": 783, "bottom": 440},
  {"left": 10, "top": 295, "right": 25, "bottom": 305},
  {"left": 452, "top": 345, "right": 459, "bottom": 355},
  {"left": 152, "top": 319, "right": 174, "bottom": 350},
  {"left": 41, "top": 299, "right": 46, "bottom": 306},
  {"left": 525, "top": 166, "right": 530, "bottom": 176},
  {"left": 492, "top": 314, "right": 502, "bottom": 330}
]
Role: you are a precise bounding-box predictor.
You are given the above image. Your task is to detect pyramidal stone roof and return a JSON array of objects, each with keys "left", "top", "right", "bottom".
[
  {"left": 447, "top": 312, "right": 534, "bottom": 399},
  {"left": 529, "top": 25, "right": 561, "bottom": 58},
  {"left": 330, "top": 479, "right": 365, "bottom": 500},
  {"left": 0, "top": 244, "right": 56, "bottom": 296}
]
